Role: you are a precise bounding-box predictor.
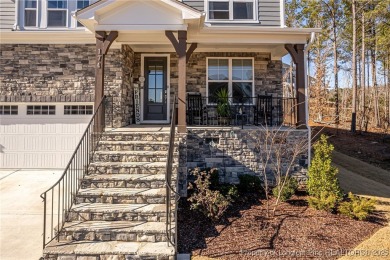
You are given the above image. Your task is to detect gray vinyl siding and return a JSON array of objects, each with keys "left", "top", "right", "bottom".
[
  {"left": 182, "top": 0, "right": 204, "bottom": 12},
  {"left": 0, "top": 0, "right": 15, "bottom": 30},
  {"left": 183, "top": 0, "right": 281, "bottom": 26},
  {"left": 259, "top": 0, "right": 281, "bottom": 26}
]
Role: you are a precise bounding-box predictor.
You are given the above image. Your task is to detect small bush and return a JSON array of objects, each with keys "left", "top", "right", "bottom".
[
  {"left": 188, "top": 168, "right": 233, "bottom": 221},
  {"left": 307, "top": 135, "right": 342, "bottom": 211},
  {"left": 308, "top": 191, "right": 339, "bottom": 212},
  {"left": 219, "top": 184, "right": 239, "bottom": 202},
  {"left": 338, "top": 192, "right": 376, "bottom": 221},
  {"left": 272, "top": 177, "right": 298, "bottom": 202},
  {"left": 238, "top": 174, "right": 263, "bottom": 194}
]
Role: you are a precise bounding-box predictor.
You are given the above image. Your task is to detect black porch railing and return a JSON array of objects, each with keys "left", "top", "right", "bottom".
[
  {"left": 165, "top": 93, "right": 179, "bottom": 253},
  {"left": 40, "top": 96, "right": 106, "bottom": 248},
  {"left": 186, "top": 95, "right": 297, "bottom": 128}
]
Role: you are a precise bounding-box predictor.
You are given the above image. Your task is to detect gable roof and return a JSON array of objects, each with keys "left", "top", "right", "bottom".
[{"left": 76, "top": 0, "right": 203, "bottom": 32}]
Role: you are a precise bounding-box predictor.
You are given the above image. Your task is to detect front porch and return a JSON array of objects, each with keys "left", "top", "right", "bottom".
[{"left": 75, "top": 0, "right": 315, "bottom": 132}]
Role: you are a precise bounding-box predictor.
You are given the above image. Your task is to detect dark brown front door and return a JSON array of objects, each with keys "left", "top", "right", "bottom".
[{"left": 144, "top": 57, "right": 167, "bottom": 121}]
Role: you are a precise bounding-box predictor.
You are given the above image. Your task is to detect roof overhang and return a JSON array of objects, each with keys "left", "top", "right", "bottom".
[{"left": 76, "top": 0, "right": 203, "bottom": 33}]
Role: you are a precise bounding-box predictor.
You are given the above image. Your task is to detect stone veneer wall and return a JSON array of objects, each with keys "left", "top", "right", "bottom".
[
  {"left": 0, "top": 44, "right": 135, "bottom": 127},
  {"left": 182, "top": 127, "right": 308, "bottom": 196}
]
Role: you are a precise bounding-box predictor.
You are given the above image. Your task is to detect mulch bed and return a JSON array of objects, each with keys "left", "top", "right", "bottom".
[
  {"left": 178, "top": 192, "right": 386, "bottom": 259},
  {"left": 311, "top": 125, "right": 390, "bottom": 171}
]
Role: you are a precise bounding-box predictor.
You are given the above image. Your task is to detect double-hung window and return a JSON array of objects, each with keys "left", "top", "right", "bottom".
[
  {"left": 47, "top": 0, "right": 68, "bottom": 27},
  {"left": 207, "top": 58, "right": 254, "bottom": 104},
  {"left": 208, "top": 0, "right": 255, "bottom": 21},
  {"left": 24, "top": 0, "right": 37, "bottom": 27}
]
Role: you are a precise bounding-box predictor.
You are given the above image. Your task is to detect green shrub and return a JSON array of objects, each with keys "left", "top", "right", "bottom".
[
  {"left": 307, "top": 135, "right": 342, "bottom": 210},
  {"left": 272, "top": 177, "right": 298, "bottom": 202},
  {"left": 219, "top": 184, "right": 239, "bottom": 202},
  {"left": 308, "top": 191, "right": 339, "bottom": 212},
  {"left": 338, "top": 192, "right": 376, "bottom": 221},
  {"left": 188, "top": 168, "right": 233, "bottom": 221},
  {"left": 238, "top": 174, "right": 263, "bottom": 194}
]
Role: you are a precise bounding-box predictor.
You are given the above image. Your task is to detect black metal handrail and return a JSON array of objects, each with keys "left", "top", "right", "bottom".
[
  {"left": 186, "top": 95, "right": 297, "bottom": 128},
  {"left": 165, "top": 93, "right": 179, "bottom": 253},
  {"left": 40, "top": 96, "right": 106, "bottom": 249}
]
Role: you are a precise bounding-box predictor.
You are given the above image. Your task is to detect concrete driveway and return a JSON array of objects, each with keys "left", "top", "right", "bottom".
[{"left": 0, "top": 169, "right": 62, "bottom": 260}]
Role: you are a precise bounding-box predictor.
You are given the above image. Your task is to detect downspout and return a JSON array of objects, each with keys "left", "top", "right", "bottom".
[
  {"left": 304, "top": 32, "right": 316, "bottom": 167},
  {"left": 12, "top": 0, "right": 19, "bottom": 31}
]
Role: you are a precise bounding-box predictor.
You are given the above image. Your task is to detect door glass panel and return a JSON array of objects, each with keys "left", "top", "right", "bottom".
[
  {"left": 155, "top": 89, "right": 163, "bottom": 103},
  {"left": 155, "top": 75, "right": 163, "bottom": 89},
  {"left": 148, "top": 75, "right": 155, "bottom": 89},
  {"left": 148, "top": 91, "right": 156, "bottom": 103}
]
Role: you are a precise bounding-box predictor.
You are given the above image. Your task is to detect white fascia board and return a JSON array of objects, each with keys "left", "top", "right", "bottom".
[
  {"left": 94, "top": 24, "right": 188, "bottom": 31},
  {"left": 189, "top": 33, "right": 311, "bottom": 44},
  {"left": 201, "top": 26, "right": 321, "bottom": 35},
  {"left": 0, "top": 31, "right": 96, "bottom": 44}
]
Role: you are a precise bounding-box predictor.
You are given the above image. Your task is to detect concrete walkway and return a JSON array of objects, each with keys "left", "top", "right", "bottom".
[
  {"left": 333, "top": 151, "right": 390, "bottom": 260},
  {"left": 0, "top": 169, "right": 62, "bottom": 260}
]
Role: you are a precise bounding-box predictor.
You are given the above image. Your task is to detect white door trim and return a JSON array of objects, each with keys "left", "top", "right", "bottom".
[{"left": 140, "top": 54, "right": 170, "bottom": 124}]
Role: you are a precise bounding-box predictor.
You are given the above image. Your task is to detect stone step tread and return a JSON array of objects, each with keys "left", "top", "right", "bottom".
[
  {"left": 63, "top": 221, "right": 169, "bottom": 233},
  {"left": 78, "top": 188, "right": 166, "bottom": 197},
  {"left": 94, "top": 151, "right": 169, "bottom": 155},
  {"left": 90, "top": 162, "right": 177, "bottom": 168},
  {"left": 44, "top": 240, "right": 174, "bottom": 256},
  {"left": 71, "top": 203, "right": 166, "bottom": 213},
  {"left": 84, "top": 174, "right": 169, "bottom": 181},
  {"left": 102, "top": 132, "right": 171, "bottom": 136},
  {"left": 99, "top": 141, "right": 170, "bottom": 145}
]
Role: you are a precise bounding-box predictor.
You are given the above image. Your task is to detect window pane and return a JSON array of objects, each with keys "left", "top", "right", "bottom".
[
  {"left": 48, "top": 10, "right": 67, "bottom": 27},
  {"left": 77, "top": 0, "right": 89, "bottom": 9},
  {"left": 208, "top": 59, "right": 228, "bottom": 80},
  {"left": 210, "top": 11, "right": 229, "bottom": 20},
  {"left": 25, "top": 10, "right": 36, "bottom": 26},
  {"left": 209, "top": 2, "right": 229, "bottom": 11},
  {"left": 48, "top": 0, "right": 67, "bottom": 9},
  {"left": 232, "top": 59, "right": 253, "bottom": 80},
  {"left": 233, "top": 82, "right": 253, "bottom": 103},
  {"left": 208, "top": 82, "right": 228, "bottom": 102},
  {"left": 25, "top": 0, "right": 37, "bottom": 8},
  {"left": 155, "top": 89, "right": 163, "bottom": 103},
  {"left": 233, "top": 2, "right": 253, "bottom": 19}
]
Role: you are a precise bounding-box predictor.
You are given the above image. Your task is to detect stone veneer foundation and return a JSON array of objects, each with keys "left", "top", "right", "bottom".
[{"left": 180, "top": 127, "right": 309, "bottom": 196}]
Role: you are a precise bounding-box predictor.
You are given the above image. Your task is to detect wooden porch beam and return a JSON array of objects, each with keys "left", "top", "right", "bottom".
[
  {"left": 165, "top": 30, "right": 187, "bottom": 132},
  {"left": 186, "top": 43, "right": 197, "bottom": 63},
  {"left": 285, "top": 44, "right": 306, "bottom": 129},
  {"left": 95, "top": 31, "right": 118, "bottom": 132}
]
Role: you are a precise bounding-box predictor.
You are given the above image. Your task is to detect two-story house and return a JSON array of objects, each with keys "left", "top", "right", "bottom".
[{"left": 0, "top": 0, "right": 318, "bottom": 259}]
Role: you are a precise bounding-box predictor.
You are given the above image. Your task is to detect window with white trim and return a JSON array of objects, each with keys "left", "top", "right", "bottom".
[
  {"left": 76, "top": 0, "right": 90, "bottom": 27},
  {"left": 64, "top": 105, "right": 93, "bottom": 115},
  {"left": 27, "top": 105, "right": 56, "bottom": 115},
  {"left": 208, "top": 0, "right": 255, "bottom": 21},
  {"left": 47, "top": 0, "right": 68, "bottom": 27},
  {"left": 24, "top": 0, "right": 37, "bottom": 27},
  {"left": 0, "top": 105, "right": 18, "bottom": 115},
  {"left": 207, "top": 58, "right": 254, "bottom": 103}
]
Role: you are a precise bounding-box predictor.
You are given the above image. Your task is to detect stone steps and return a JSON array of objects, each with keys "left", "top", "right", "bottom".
[
  {"left": 43, "top": 130, "right": 177, "bottom": 259},
  {"left": 43, "top": 240, "right": 174, "bottom": 260},
  {"left": 101, "top": 132, "right": 172, "bottom": 142},
  {"left": 76, "top": 188, "right": 166, "bottom": 204},
  {"left": 68, "top": 203, "right": 169, "bottom": 222},
  {"left": 60, "top": 221, "right": 170, "bottom": 242},
  {"left": 88, "top": 161, "right": 177, "bottom": 175},
  {"left": 93, "top": 151, "right": 174, "bottom": 163},
  {"left": 97, "top": 140, "right": 170, "bottom": 151},
  {"left": 81, "top": 174, "right": 168, "bottom": 189}
]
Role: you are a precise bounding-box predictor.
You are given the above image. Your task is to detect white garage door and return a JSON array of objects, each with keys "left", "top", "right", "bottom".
[{"left": 0, "top": 103, "right": 93, "bottom": 169}]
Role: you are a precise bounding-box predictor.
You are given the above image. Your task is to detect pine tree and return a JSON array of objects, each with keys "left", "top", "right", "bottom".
[{"left": 307, "top": 135, "right": 342, "bottom": 200}]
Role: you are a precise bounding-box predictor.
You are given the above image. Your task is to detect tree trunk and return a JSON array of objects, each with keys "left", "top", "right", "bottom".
[
  {"left": 333, "top": 17, "right": 339, "bottom": 125},
  {"left": 351, "top": 0, "right": 357, "bottom": 132},
  {"left": 361, "top": 12, "right": 366, "bottom": 131}
]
